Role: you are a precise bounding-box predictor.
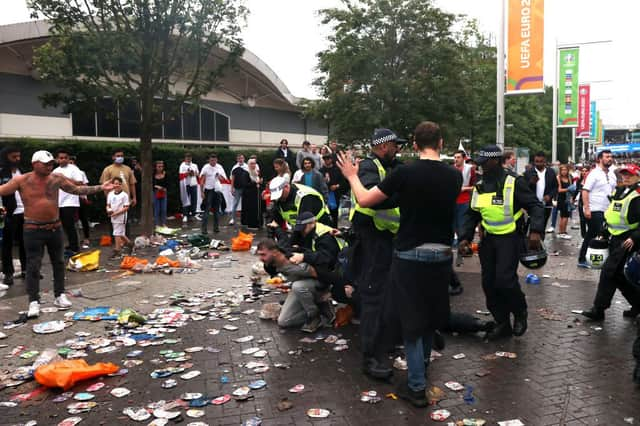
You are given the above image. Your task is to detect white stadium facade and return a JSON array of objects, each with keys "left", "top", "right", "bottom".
[{"left": 0, "top": 21, "right": 327, "bottom": 149}]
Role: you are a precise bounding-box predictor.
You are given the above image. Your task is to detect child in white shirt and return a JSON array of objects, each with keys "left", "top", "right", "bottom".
[{"left": 106, "top": 177, "right": 130, "bottom": 257}]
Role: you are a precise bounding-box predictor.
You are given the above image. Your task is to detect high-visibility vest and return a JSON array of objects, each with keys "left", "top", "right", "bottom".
[
  {"left": 313, "top": 222, "right": 347, "bottom": 251},
  {"left": 279, "top": 184, "right": 329, "bottom": 227},
  {"left": 470, "top": 175, "right": 523, "bottom": 235},
  {"left": 605, "top": 188, "right": 640, "bottom": 236},
  {"left": 349, "top": 158, "right": 400, "bottom": 234}
]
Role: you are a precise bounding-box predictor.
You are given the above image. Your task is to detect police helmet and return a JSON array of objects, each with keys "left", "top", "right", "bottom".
[
  {"left": 586, "top": 238, "right": 609, "bottom": 269},
  {"left": 624, "top": 252, "right": 640, "bottom": 291},
  {"left": 519, "top": 242, "right": 548, "bottom": 269}
]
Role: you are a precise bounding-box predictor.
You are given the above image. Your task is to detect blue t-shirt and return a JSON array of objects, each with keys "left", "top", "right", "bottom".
[{"left": 304, "top": 172, "right": 313, "bottom": 187}]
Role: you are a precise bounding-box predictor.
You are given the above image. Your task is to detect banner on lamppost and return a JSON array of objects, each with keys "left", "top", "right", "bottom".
[
  {"left": 590, "top": 101, "right": 597, "bottom": 139},
  {"left": 577, "top": 84, "right": 591, "bottom": 137},
  {"left": 506, "top": 0, "right": 544, "bottom": 94},
  {"left": 596, "top": 112, "right": 602, "bottom": 143},
  {"left": 557, "top": 48, "right": 580, "bottom": 127}
]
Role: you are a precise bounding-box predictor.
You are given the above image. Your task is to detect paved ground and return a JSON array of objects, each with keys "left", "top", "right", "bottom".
[{"left": 0, "top": 219, "right": 639, "bottom": 426}]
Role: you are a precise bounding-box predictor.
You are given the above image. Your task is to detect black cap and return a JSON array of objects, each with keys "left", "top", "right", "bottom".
[
  {"left": 371, "top": 128, "right": 407, "bottom": 146},
  {"left": 474, "top": 145, "right": 503, "bottom": 165},
  {"left": 294, "top": 211, "right": 316, "bottom": 231}
]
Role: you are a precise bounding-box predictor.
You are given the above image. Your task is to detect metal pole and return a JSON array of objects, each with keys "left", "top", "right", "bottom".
[
  {"left": 552, "top": 40, "right": 559, "bottom": 163},
  {"left": 581, "top": 139, "right": 586, "bottom": 161},
  {"left": 496, "top": 0, "right": 506, "bottom": 150},
  {"left": 571, "top": 128, "right": 576, "bottom": 163}
]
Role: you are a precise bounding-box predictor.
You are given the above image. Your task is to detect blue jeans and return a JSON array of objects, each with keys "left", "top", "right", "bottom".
[
  {"left": 453, "top": 203, "right": 468, "bottom": 240},
  {"left": 231, "top": 187, "right": 244, "bottom": 217},
  {"left": 404, "top": 333, "right": 434, "bottom": 391},
  {"left": 154, "top": 195, "right": 167, "bottom": 226},
  {"left": 183, "top": 185, "right": 198, "bottom": 217},
  {"left": 550, "top": 205, "right": 558, "bottom": 228},
  {"left": 201, "top": 189, "right": 220, "bottom": 232}
]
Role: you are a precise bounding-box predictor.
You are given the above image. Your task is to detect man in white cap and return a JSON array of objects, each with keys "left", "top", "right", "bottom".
[
  {"left": 0, "top": 150, "right": 114, "bottom": 318},
  {"left": 267, "top": 175, "right": 332, "bottom": 228}
]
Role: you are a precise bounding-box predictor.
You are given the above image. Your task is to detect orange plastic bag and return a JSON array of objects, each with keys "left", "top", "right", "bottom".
[
  {"left": 34, "top": 359, "right": 120, "bottom": 390},
  {"left": 231, "top": 231, "right": 254, "bottom": 252},
  {"left": 155, "top": 256, "right": 180, "bottom": 267},
  {"left": 334, "top": 305, "right": 353, "bottom": 328},
  {"left": 120, "top": 256, "right": 148, "bottom": 269},
  {"left": 99, "top": 235, "right": 112, "bottom": 246}
]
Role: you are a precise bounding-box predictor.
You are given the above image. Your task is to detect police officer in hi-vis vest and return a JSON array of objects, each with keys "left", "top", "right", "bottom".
[
  {"left": 459, "top": 145, "right": 544, "bottom": 340},
  {"left": 581, "top": 163, "right": 640, "bottom": 322},
  {"left": 350, "top": 128, "right": 403, "bottom": 380},
  {"left": 267, "top": 176, "right": 332, "bottom": 228}
]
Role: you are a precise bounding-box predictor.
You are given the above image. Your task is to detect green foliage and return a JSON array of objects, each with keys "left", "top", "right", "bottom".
[
  {"left": 28, "top": 0, "right": 247, "bottom": 234},
  {"left": 0, "top": 139, "right": 276, "bottom": 222}
]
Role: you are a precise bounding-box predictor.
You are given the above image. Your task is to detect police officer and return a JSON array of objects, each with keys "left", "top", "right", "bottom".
[
  {"left": 459, "top": 145, "right": 544, "bottom": 340},
  {"left": 581, "top": 163, "right": 640, "bottom": 322},
  {"left": 267, "top": 176, "right": 332, "bottom": 228},
  {"left": 349, "top": 128, "right": 403, "bottom": 380}
]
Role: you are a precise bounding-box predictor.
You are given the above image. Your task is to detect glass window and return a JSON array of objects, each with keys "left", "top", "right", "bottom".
[
  {"left": 182, "top": 103, "right": 200, "bottom": 140},
  {"left": 97, "top": 98, "right": 118, "bottom": 137},
  {"left": 215, "top": 112, "right": 229, "bottom": 141},
  {"left": 201, "top": 108, "right": 215, "bottom": 141},
  {"left": 163, "top": 100, "right": 182, "bottom": 139},
  {"left": 71, "top": 100, "right": 96, "bottom": 136},
  {"left": 120, "top": 100, "right": 141, "bottom": 138},
  {"left": 151, "top": 99, "right": 163, "bottom": 139}
]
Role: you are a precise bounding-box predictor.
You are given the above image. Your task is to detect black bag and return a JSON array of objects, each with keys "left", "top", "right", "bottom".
[{"left": 233, "top": 167, "right": 251, "bottom": 189}]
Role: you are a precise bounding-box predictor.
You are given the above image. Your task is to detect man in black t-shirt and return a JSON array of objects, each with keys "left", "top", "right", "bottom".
[{"left": 338, "top": 121, "right": 461, "bottom": 408}]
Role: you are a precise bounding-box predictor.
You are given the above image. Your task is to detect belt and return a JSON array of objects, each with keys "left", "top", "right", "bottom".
[
  {"left": 24, "top": 220, "right": 61, "bottom": 230},
  {"left": 394, "top": 244, "right": 453, "bottom": 263}
]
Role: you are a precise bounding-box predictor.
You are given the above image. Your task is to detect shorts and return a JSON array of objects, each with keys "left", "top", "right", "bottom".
[{"left": 112, "top": 222, "right": 126, "bottom": 237}]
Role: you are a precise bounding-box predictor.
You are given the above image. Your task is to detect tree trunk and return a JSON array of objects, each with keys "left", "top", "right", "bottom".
[{"left": 139, "top": 93, "right": 155, "bottom": 236}]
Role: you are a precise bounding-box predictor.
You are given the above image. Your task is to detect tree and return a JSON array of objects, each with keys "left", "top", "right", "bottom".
[{"left": 29, "top": 0, "right": 247, "bottom": 235}]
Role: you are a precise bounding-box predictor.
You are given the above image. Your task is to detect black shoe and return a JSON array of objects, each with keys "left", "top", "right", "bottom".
[
  {"left": 582, "top": 307, "right": 605, "bottom": 321},
  {"left": 623, "top": 306, "right": 640, "bottom": 318},
  {"left": 486, "top": 322, "right": 512, "bottom": 341},
  {"left": 432, "top": 330, "right": 445, "bottom": 351},
  {"left": 449, "top": 285, "right": 463, "bottom": 296},
  {"left": 396, "top": 382, "right": 427, "bottom": 408},
  {"left": 512, "top": 311, "right": 528, "bottom": 336},
  {"left": 300, "top": 316, "right": 321, "bottom": 333},
  {"left": 362, "top": 357, "right": 393, "bottom": 380},
  {"left": 214, "top": 227, "right": 220, "bottom": 233}
]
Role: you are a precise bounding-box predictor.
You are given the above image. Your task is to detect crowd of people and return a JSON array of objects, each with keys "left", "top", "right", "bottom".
[{"left": 1, "top": 128, "right": 640, "bottom": 408}]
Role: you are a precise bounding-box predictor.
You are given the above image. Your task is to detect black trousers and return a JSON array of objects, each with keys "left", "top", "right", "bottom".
[
  {"left": 78, "top": 202, "right": 90, "bottom": 240},
  {"left": 2, "top": 213, "right": 26, "bottom": 277},
  {"left": 578, "top": 211, "right": 605, "bottom": 262},
  {"left": 479, "top": 232, "right": 527, "bottom": 323},
  {"left": 201, "top": 189, "right": 220, "bottom": 233},
  {"left": 24, "top": 226, "right": 66, "bottom": 302},
  {"left": 183, "top": 185, "right": 198, "bottom": 217},
  {"left": 351, "top": 222, "right": 394, "bottom": 359},
  {"left": 59, "top": 206, "right": 79, "bottom": 252},
  {"left": 593, "top": 241, "right": 640, "bottom": 310}
]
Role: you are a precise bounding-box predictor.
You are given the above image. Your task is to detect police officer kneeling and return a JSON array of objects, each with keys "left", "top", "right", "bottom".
[
  {"left": 581, "top": 163, "right": 640, "bottom": 322},
  {"left": 459, "top": 146, "right": 544, "bottom": 340}
]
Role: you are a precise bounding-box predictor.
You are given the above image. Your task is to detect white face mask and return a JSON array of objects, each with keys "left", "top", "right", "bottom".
[{"left": 114, "top": 156, "right": 125, "bottom": 164}]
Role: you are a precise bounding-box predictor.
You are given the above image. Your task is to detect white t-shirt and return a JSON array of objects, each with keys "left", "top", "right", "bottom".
[
  {"left": 535, "top": 167, "right": 546, "bottom": 202},
  {"left": 200, "top": 163, "right": 227, "bottom": 191},
  {"left": 12, "top": 170, "right": 24, "bottom": 215},
  {"left": 107, "top": 190, "right": 130, "bottom": 224},
  {"left": 179, "top": 162, "right": 199, "bottom": 187},
  {"left": 53, "top": 164, "right": 84, "bottom": 207},
  {"left": 583, "top": 167, "right": 617, "bottom": 212},
  {"left": 292, "top": 169, "right": 304, "bottom": 183}
]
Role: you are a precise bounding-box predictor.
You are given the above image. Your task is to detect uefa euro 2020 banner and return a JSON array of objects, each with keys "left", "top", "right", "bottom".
[
  {"left": 506, "top": 0, "right": 544, "bottom": 94},
  {"left": 557, "top": 48, "right": 580, "bottom": 127},
  {"left": 577, "top": 84, "right": 591, "bottom": 138}
]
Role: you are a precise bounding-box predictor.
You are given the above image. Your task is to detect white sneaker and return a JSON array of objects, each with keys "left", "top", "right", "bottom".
[
  {"left": 561, "top": 233, "right": 572, "bottom": 240},
  {"left": 27, "top": 301, "right": 40, "bottom": 318},
  {"left": 182, "top": 216, "right": 188, "bottom": 223},
  {"left": 546, "top": 226, "right": 555, "bottom": 233},
  {"left": 229, "top": 218, "right": 234, "bottom": 225},
  {"left": 0, "top": 283, "right": 8, "bottom": 291},
  {"left": 54, "top": 293, "right": 72, "bottom": 308}
]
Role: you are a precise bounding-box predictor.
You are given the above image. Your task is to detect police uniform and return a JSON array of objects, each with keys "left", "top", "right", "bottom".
[
  {"left": 271, "top": 182, "right": 332, "bottom": 228},
  {"left": 350, "top": 130, "right": 402, "bottom": 378},
  {"left": 460, "top": 146, "right": 544, "bottom": 338},
  {"left": 582, "top": 180, "right": 640, "bottom": 320}
]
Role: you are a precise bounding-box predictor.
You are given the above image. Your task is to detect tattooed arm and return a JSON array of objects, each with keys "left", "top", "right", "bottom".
[
  {"left": 0, "top": 174, "right": 23, "bottom": 196},
  {"left": 56, "top": 174, "right": 114, "bottom": 195}
]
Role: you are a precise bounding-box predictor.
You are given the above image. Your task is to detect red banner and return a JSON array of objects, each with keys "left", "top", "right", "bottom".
[{"left": 577, "top": 84, "right": 591, "bottom": 138}]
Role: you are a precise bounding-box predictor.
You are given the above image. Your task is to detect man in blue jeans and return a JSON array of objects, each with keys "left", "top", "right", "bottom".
[{"left": 229, "top": 154, "right": 248, "bottom": 225}]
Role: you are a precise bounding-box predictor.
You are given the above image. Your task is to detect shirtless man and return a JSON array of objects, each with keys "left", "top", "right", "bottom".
[{"left": 0, "top": 151, "right": 114, "bottom": 318}]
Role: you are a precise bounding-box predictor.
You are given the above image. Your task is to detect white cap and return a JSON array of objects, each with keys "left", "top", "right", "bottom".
[
  {"left": 269, "top": 176, "right": 288, "bottom": 201},
  {"left": 31, "top": 150, "right": 55, "bottom": 163}
]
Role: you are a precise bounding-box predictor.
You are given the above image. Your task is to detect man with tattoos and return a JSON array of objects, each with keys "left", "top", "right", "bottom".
[{"left": 0, "top": 150, "right": 114, "bottom": 318}]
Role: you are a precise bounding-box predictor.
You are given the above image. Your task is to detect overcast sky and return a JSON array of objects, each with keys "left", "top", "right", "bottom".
[{"left": 1, "top": 0, "right": 637, "bottom": 126}]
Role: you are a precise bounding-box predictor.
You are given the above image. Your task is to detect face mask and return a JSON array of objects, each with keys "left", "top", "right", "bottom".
[{"left": 114, "top": 157, "right": 124, "bottom": 164}]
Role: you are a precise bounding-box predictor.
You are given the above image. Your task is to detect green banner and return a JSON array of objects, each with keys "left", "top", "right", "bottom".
[{"left": 558, "top": 48, "right": 580, "bottom": 127}]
